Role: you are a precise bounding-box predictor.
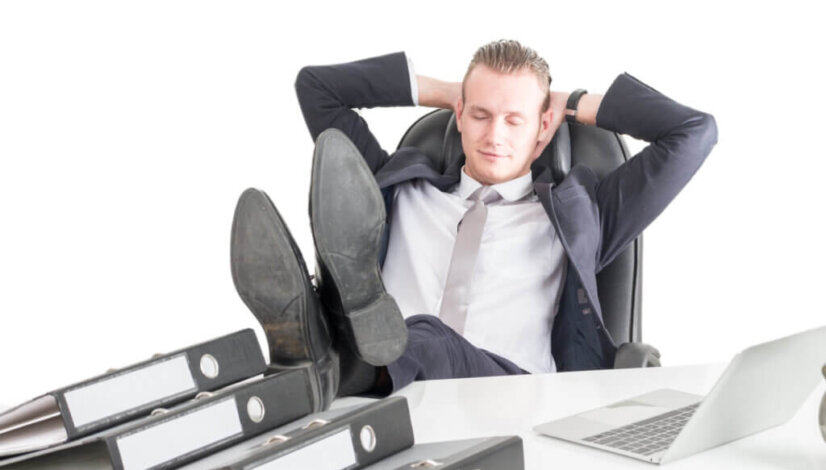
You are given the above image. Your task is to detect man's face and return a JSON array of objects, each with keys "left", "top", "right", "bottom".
[{"left": 456, "top": 64, "right": 551, "bottom": 186}]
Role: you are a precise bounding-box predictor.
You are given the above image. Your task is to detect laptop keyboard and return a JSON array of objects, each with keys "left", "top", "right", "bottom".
[{"left": 582, "top": 403, "right": 700, "bottom": 456}]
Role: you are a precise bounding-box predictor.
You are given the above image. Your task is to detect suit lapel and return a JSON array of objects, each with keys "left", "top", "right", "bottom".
[{"left": 375, "top": 147, "right": 464, "bottom": 191}]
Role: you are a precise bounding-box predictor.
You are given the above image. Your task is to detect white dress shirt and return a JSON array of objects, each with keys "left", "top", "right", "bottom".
[{"left": 380, "top": 168, "right": 568, "bottom": 373}]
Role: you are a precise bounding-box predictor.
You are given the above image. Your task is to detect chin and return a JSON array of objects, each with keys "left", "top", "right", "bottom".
[
  {"left": 470, "top": 163, "right": 516, "bottom": 185},
  {"left": 477, "top": 172, "right": 513, "bottom": 186}
]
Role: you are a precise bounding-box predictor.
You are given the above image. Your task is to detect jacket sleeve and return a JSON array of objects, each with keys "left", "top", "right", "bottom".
[
  {"left": 593, "top": 73, "right": 718, "bottom": 271},
  {"left": 294, "top": 52, "right": 416, "bottom": 174}
]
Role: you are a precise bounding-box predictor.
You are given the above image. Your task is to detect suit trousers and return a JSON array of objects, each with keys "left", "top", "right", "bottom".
[{"left": 386, "top": 314, "right": 528, "bottom": 392}]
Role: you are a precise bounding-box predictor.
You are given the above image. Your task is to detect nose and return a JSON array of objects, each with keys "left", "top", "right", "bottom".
[{"left": 484, "top": 117, "right": 507, "bottom": 147}]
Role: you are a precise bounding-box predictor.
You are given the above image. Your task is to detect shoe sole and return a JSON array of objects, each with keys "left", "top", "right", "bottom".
[
  {"left": 310, "top": 129, "right": 407, "bottom": 366},
  {"left": 231, "top": 188, "right": 319, "bottom": 365}
]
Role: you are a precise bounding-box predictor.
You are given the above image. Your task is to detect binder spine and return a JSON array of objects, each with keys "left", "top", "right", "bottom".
[
  {"left": 57, "top": 329, "right": 266, "bottom": 439},
  {"left": 227, "top": 397, "right": 414, "bottom": 470},
  {"left": 110, "top": 397, "right": 244, "bottom": 470},
  {"left": 344, "top": 397, "right": 414, "bottom": 467},
  {"left": 233, "top": 368, "right": 314, "bottom": 437},
  {"left": 239, "top": 427, "right": 358, "bottom": 470},
  {"left": 188, "top": 329, "right": 267, "bottom": 390},
  {"left": 109, "top": 368, "right": 313, "bottom": 470}
]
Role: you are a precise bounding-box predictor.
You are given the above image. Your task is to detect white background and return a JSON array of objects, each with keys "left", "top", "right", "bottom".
[{"left": 1, "top": 1, "right": 824, "bottom": 406}]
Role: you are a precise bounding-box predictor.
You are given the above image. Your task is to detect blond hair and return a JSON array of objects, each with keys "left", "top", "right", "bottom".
[{"left": 463, "top": 39, "right": 551, "bottom": 113}]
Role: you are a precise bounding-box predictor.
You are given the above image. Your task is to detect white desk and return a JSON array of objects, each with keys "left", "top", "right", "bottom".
[{"left": 335, "top": 364, "right": 826, "bottom": 469}]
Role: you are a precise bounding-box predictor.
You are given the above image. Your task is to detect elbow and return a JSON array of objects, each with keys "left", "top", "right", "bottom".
[
  {"left": 675, "top": 111, "right": 718, "bottom": 162},
  {"left": 660, "top": 111, "right": 719, "bottom": 167},
  {"left": 696, "top": 112, "right": 719, "bottom": 155},
  {"left": 294, "top": 66, "right": 315, "bottom": 102}
]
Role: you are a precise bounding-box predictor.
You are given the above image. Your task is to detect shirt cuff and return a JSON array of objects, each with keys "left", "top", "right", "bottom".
[{"left": 406, "top": 53, "right": 419, "bottom": 106}]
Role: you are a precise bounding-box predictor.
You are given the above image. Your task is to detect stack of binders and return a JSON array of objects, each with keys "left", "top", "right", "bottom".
[
  {"left": 178, "top": 396, "right": 524, "bottom": 470},
  {"left": 0, "top": 330, "right": 524, "bottom": 469}
]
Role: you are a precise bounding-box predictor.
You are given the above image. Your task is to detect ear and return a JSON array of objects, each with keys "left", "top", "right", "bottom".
[
  {"left": 539, "top": 107, "right": 553, "bottom": 140},
  {"left": 530, "top": 107, "right": 555, "bottom": 161},
  {"left": 455, "top": 96, "right": 464, "bottom": 133}
]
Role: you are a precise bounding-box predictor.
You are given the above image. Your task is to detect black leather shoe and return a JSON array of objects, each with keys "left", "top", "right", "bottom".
[
  {"left": 310, "top": 128, "right": 408, "bottom": 366},
  {"left": 231, "top": 188, "right": 338, "bottom": 411}
]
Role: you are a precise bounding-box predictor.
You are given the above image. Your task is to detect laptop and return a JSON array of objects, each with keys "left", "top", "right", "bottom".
[{"left": 534, "top": 325, "right": 826, "bottom": 464}]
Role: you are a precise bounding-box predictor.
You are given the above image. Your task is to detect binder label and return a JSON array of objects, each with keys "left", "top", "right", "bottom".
[
  {"left": 253, "top": 427, "right": 357, "bottom": 470},
  {"left": 116, "top": 397, "right": 243, "bottom": 470},
  {"left": 64, "top": 354, "right": 197, "bottom": 428}
]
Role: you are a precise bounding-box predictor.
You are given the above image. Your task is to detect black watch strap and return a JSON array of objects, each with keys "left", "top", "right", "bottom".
[{"left": 565, "top": 88, "right": 588, "bottom": 123}]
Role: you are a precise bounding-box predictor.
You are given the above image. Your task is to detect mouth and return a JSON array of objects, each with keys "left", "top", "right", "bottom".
[{"left": 479, "top": 150, "right": 507, "bottom": 159}]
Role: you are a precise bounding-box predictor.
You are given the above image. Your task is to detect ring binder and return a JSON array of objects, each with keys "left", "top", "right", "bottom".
[
  {"left": 0, "top": 368, "right": 314, "bottom": 470},
  {"left": 0, "top": 329, "right": 266, "bottom": 457},
  {"left": 361, "top": 436, "right": 524, "bottom": 470},
  {"left": 177, "top": 397, "right": 414, "bottom": 470}
]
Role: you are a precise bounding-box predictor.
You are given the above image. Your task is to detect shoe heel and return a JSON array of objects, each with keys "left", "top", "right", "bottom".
[{"left": 345, "top": 294, "right": 408, "bottom": 366}]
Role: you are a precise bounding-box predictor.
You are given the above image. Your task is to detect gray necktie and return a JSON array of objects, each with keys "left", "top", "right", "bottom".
[{"left": 439, "top": 186, "right": 502, "bottom": 334}]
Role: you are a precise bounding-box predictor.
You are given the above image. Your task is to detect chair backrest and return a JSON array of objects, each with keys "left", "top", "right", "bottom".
[{"left": 396, "top": 109, "right": 643, "bottom": 344}]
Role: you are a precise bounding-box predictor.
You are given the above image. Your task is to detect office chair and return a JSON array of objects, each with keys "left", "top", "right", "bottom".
[{"left": 395, "top": 109, "right": 659, "bottom": 369}]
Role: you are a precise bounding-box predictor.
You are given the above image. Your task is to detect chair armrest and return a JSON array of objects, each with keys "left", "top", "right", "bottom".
[{"left": 614, "top": 342, "right": 661, "bottom": 369}]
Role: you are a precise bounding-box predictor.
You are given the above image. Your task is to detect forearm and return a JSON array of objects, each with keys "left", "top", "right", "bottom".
[
  {"left": 549, "top": 90, "right": 603, "bottom": 128},
  {"left": 294, "top": 52, "right": 414, "bottom": 173},
  {"left": 295, "top": 52, "right": 415, "bottom": 140},
  {"left": 574, "top": 93, "right": 603, "bottom": 126},
  {"left": 595, "top": 73, "right": 716, "bottom": 145},
  {"left": 416, "top": 75, "right": 460, "bottom": 110}
]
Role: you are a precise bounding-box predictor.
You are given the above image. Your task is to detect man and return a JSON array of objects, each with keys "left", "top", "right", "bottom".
[{"left": 230, "top": 40, "right": 717, "bottom": 409}]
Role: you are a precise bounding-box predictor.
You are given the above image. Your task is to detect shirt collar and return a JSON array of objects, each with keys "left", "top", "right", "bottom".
[{"left": 455, "top": 166, "right": 535, "bottom": 202}]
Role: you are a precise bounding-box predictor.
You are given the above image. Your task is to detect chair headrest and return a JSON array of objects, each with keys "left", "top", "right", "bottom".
[{"left": 441, "top": 112, "right": 464, "bottom": 175}]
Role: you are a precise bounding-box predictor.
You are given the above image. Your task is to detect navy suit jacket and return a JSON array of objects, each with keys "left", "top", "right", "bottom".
[{"left": 295, "top": 52, "right": 718, "bottom": 372}]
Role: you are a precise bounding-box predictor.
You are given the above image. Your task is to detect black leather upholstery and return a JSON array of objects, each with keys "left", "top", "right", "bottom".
[{"left": 396, "top": 109, "right": 643, "bottom": 346}]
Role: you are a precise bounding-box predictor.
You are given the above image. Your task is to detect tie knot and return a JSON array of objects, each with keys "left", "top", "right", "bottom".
[{"left": 469, "top": 186, "right": 501, "bottom": 205}]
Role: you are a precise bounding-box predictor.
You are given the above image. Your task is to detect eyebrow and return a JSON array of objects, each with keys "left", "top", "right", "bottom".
[{"left": 468, "top": 105, "right": 527, "bottom": 119}]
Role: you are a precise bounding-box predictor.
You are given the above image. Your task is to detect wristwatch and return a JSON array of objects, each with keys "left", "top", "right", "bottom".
[{"left": 565, "top": 89, "right": 588, "bottom": 123}]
